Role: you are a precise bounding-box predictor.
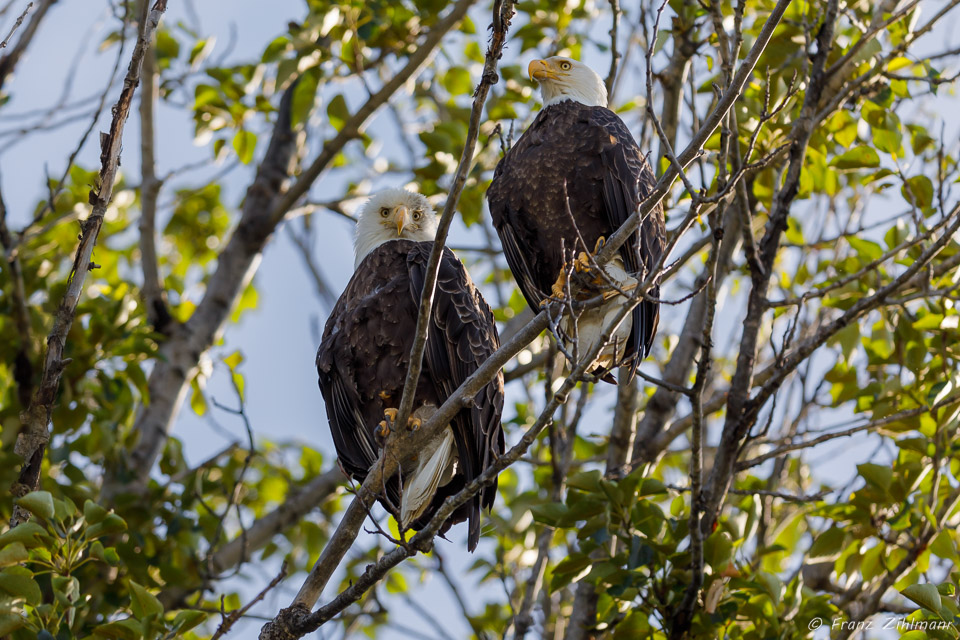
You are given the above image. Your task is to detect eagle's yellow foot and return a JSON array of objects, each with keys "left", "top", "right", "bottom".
[
  {"left": 583, "top": 237, "right": 609, "bottom": 285},
  {"left": 407, "top": 417, "right": 422, "bottom": 432},
  {"left": 549, "top": 270, "right": 568, "bottom": 299},
  {"left": 377, "top": 408, "right": 399, "bottom": 439},
  {"left": 378, "top": 390, "right": 391, "bottom": 400},
  {"left": 574, "top": 252, "right": 591, "bottom": 273}
]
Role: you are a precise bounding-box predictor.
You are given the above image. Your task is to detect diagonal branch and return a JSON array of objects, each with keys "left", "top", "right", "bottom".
[
  {"left": 0, "top": 0, "right": 54, "bottom": 93},
  {"left": 9, "top": 0, "right": 169, "bottom": 528},
  {"left": 594, "top": 0, "right": 793, "bottom": 270},
  {"left": 121, "top": 0, "right": 479, "bottom": 486},
  {"left": 260, "top": 8, "right": 518, "bottom": 626},
  {"left": 158, "top": 467, "right": 342, "bottom": 609},
  {"left": 392, "top": 0, "right": 514, "bottom": 441}
]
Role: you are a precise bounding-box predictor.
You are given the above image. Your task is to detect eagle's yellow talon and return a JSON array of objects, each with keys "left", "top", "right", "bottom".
[
  {"left": 377, "top": 408, "right": 399, "bottom": 439},
  {"left": 593, "top": 236, "right": 606, "bottom": 254},
  {"left": 550, "top": 271, "right": 568, "bottom": 299},
  {"left": 378, "top": 390, "right": 391, "bottom": 400},
  {"left": 408, "top": 417, "right": 421, "bottom": 431},
  {"left": 574, "top": 252, "right": 591, "bottom": 272}
]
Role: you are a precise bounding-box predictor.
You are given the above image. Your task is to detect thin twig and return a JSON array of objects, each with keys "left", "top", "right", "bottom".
[
  {"left": 9, "top": 0, "right": 169, "bottom": 528},
  {"left": 0, "top": 0, "right": 30, "bottom": 49}
]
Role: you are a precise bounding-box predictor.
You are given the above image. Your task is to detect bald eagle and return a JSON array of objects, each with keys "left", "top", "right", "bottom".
[
  {"left": 316, "top": 188, "right": 504, "bottom": 551},
  {"left": 487, "top": 57, "right": 665, "bottom": 382}
]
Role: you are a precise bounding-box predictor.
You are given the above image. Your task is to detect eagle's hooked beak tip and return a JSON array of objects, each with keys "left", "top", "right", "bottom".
[
  {"left": 528, "top": 59, "right": 552, "bottom": 82},
  {"left": 395, "top": 205, "right": 408, "bottom": 235}
]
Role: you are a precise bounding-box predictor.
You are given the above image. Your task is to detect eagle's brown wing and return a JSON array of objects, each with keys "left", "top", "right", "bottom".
[{"left": 406, "top": 244, "right": 504, "bottom": 551}]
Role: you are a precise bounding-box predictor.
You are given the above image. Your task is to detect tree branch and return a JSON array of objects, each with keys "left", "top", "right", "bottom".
[
  {"left": 0, "top": 0, "right": 53, "bottom": 93},
  {"left": 9, "top": 0, "right": 169, "bottom": 527},
  {"left": 392, "top": 0, "right": 514, "bottom": 438},
  {"left": 122, "top": 0, "right": 480, "bottom": 486},
  {"left": 137, "top": 4, "right": 171, "bottom": 333},
  {"left": 158, "top": 467, "right": 343, "bottom": 609}
]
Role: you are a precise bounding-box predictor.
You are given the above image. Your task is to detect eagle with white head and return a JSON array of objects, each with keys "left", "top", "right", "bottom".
[
  {"left": 487, "top": 57, "right": 666, "bottom": 382},
  {"left": 317, "top": 189, "right": 504, "bottom": 551}
]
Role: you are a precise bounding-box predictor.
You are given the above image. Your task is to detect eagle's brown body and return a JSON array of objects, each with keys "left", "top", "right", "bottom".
[
  {"left": 316, "top": 240, "right": 504, "bottom": 550},
  {"left": 487, "top": 99, "right": 665, "bottom": 379}
]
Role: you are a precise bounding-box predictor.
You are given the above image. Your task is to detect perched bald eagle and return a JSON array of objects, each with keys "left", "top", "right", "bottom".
[
  {"left": 487, "top": 57, "right": 665, "bottom": 382},
  {"left": 316, "top": 188, "right": 504, "bottom": 551}
]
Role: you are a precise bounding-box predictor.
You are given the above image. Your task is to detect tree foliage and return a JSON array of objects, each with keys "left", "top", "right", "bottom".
[{"left": 1, "top": 0, "right": 960, "bottom": 638}]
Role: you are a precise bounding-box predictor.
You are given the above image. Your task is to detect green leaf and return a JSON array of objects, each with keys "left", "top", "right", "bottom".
[
  {"left": 862, "top": 102, "right": 903, "bottom": 155},
  {"left": 385, "top": 572, "right": 407, "bottom": 594},
  {"left": 190, "top": 377, "right": 207, "bottom": 417},
  {"left": 84, "top": 500, "right": 109, "bottom": 525},
  {"left": 848, "top": 237, "right": 883, "bottom": 262},
  {"left": 858, "top": 462, "right": 893, "bottom": 492},
  {"left": 92, "top": 618, "right": 143, "bottom": 640},
  {"left": 16, "top": 491, "right": 55, "bottom": 521},
  {"left": 0, "top": 522, "right": 49, "bottom": 549},
  {"left": 86, "top": 513, "right": 127, "bottom": 539},
  {"left": 530, "top": 503, "right": 568, "bottom": 527},
  {"left": 171, "top": 610, "right": 207, "bottom": 633},
  {"left": 704, "top": 531, "right": 733, "bottom": 569},
  {"left": 0, "top": 568, "right": 42, "bottom": 605},
  {"left": 442, "top": 67, "right": 473, "bottom": 95},
  {"left": 0, "top": 613, "right": 26, "bottom": 635},
  {"left": 931, "top": 531, "right": 957, "bottom": 561},
  {"left": 901, "top": 175, "right": 933, "bottom": 209},
  {"left": 327, "top": 94, "right": 349, "bottom": 131},
  {"left": 638, "top": 478, "right": 667, "bottom": 496},
  {"left": 566, "top": 470, "right": 602, "bottom": 493},
  {"left": 223, "top": 350, "right": 244, "bottom": 371},
  {"left": 832, "top": 146, "right": 880, "bottom": 170},
  {"left": 0, "top": 543, "right": 28, "bottom": 568},
  {"left": 291, "top": 69, "right": 320, "bottom": 128},
  {"left": 128, "top": 580, "right": 164, "bottom": 620},
  {"left": 901, "top": 583, "right": 942, "bottom": 613},
  {"left": 232, "top": 130, "right": 257, "bottom": 164},
  {"left": 808, "top": 527, "right": 845, "bottom": 561}
]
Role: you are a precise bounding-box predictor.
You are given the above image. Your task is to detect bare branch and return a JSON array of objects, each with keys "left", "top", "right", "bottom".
[
  {"left": 9, "top": 0, "right": 169, "bottom": 527},
  {"left": 158, "top": 467, "right": 342, "bottom": 609},
  {"left": 604, "top": 0, "right": 620, "bottom": 97},
  {"left": 122, "top": 0, "right": 481, "bottom": 486},
  {"left": 0, "top": 1, "right": 30, "bottom": 49},
  {"left": 0, "top": 0, "right": 52, "bottom": 92},
  {"left": 392, "top": 0, "right": 515, "bottom": 438},
  {"left": 699, "top": 0, "right": 840, "bottom": 536},
  {"left": 137, "top": 8, "right": 171, "bottom": 333},
  {"left": 211, "top": 562, "right": 289, "bottom": 640}
]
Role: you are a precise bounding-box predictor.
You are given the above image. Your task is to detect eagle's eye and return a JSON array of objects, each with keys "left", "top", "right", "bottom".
[
  {"left": 412, "top": 210, "right": 423, "bottom": 221},
  {"left": 559, "top": 61, "right": 572, "bottom": 70},
  {"left": 380, "top": 207, "right": 389, "bottom": 217}
]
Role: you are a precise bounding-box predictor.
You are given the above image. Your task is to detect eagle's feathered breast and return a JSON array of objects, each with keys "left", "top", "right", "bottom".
[
  {"left": 316, "top": 240, "right": 504, "bottom": 549},
  {"left": 488, "top": 99, "right": 665, "bottom": 372}
]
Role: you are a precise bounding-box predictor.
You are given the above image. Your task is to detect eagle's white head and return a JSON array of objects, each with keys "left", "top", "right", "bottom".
[
  {"left": 528, "top": 57, "right": 608, "bottom": 108},
  {"left": 354, "top": 188, "right": 438, "bottom": 268}
]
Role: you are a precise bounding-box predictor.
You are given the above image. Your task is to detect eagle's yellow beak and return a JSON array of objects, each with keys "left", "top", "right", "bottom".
[
  {"left": 395, "top": 205, "right": 408, "bottom": 235},
  {"left": 528, "top": 59, "right": 557, "bottom": 82}
]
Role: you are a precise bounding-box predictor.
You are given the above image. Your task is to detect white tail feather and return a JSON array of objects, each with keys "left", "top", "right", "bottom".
[{"left": 401, "top": 428, "right": 456, "bottom": 527}]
